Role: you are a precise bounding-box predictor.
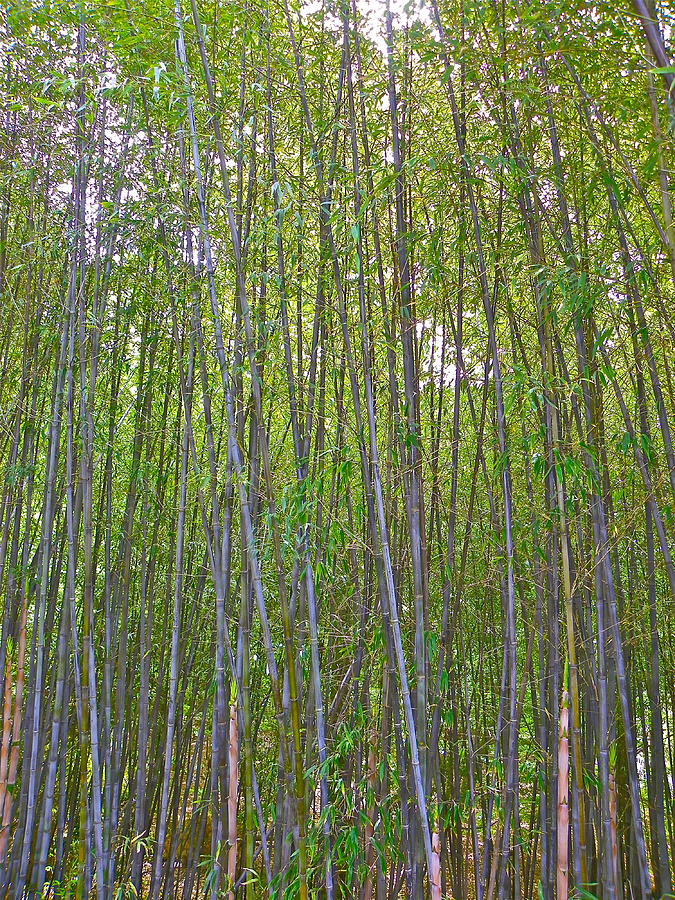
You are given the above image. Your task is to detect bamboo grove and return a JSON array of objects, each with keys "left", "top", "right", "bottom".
[{"left": 1, "top": 0, "right": 675, "bottom": 896}]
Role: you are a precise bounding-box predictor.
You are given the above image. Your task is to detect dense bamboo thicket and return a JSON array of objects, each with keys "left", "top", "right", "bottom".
[{"left": 1, "top": 0, "right": 675, "bottom": 896}]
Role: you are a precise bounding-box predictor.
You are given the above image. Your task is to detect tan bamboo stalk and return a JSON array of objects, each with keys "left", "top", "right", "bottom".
[
  {"left": 557, "top": 679, "right": 570, "bottom": 900},
  {"left": 227, "top": 702, "right": 239, "bottom": 900},
  {"left": 363, "top": 738, "right": 377, "bottom": 900},
  {"left": 0, "top": 657, "right": 12, "bottom": 860},
  {"left": 0, "top": 590, "right": 26, "bottom": 863},
  {"left": 541, "top": 256, "right": 588, "bottom": 890},
  {"left": 430, "top": 831, "right": 442, "bottom": 900},
  {"left": 609, "top": 769, "right": 620, "bottom": 890}
]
